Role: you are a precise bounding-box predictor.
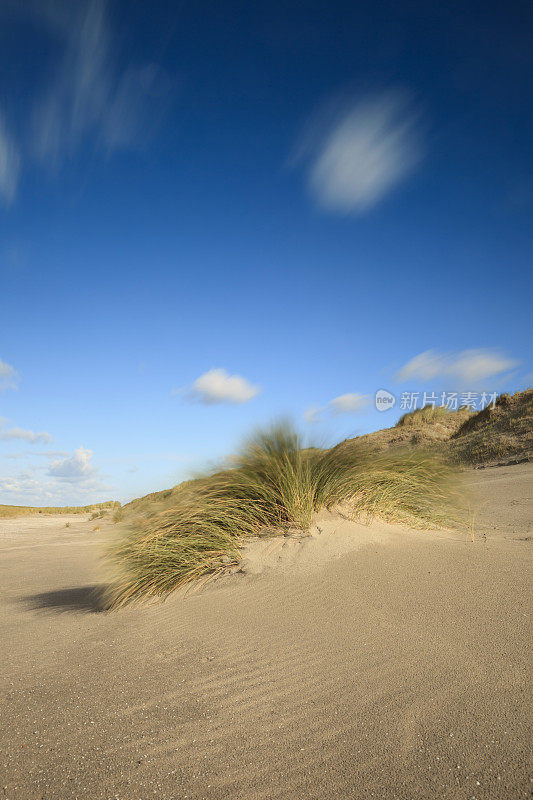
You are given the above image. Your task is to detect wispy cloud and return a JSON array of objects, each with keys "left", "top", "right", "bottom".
[
  {"left": 0, "top": 422, "right": 52, "bottom": 444},
  {"left": 0, "top": 116, "right": 20, "bottom": 205},
  {"left": 32, "top": 1, "right": 167, "bottom": 164},
  {"left": 48, "top": 446, "right": 99, "bottom": 483},
  {"left": 329, "top": 393, "right": 369, "bottom": 414},
  {"left": 3, "top": 450, "right": 68, "bottom": 459},
  {"left": 303, "top": 405, "right": 323, "bottom": 424},
  {"left": 396, "top": 349, "right": 519, "bottom": 384},
  {"left": 1, "top": 0, "right": 173, "bottom": 201},
  {"left": 293, "top": 90, "right": 423, "bottom": 215},
  {"left": 190, "top": 368, "right": 261, "bottom": 405},
  {"left": 0, "top": 357, "right": 19, "bottom": 392},
  {"left": 304, "top": 393, "right": 370, "bottom": 422}
]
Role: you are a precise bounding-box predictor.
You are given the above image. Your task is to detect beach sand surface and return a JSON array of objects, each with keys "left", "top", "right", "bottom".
[{"left": 1, "top": 464, "right": 532, "bottom": 799}]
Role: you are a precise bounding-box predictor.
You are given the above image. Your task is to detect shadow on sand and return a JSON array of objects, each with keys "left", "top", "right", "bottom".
[{"left": 23, "top": 585, "right": 106, "bottom": 614}]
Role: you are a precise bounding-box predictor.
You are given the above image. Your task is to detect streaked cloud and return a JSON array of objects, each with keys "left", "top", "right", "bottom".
[
  {"left": 32, "top": 1, "right": 167, "bottom": 165},
  {"left": 396, "top": 349, "right": 519, "bottom": 384},
  {"left": 3, "top": 450, "right": 68, "bottom": 459},
  {"left": 329, "top": 393, "right": 369, "bottom": 414},
  {"left": 0, "top": 357, "right": 19, "bottom": 392},
  {"left": 304, "top": 393, "right": 369, "bottom": 422},
  {"left": 48, "top": 446, "right": 98, "bottom": 483},
  {"left": 0, "top": 422, "right": 52, "bottom": 444},
  {"left": 1, "top": 0, "right": 173, "bottom": 202},
  {"left": 293, "top": 90, "right": 423, "bottom": 215},
  {"left": 190, "top": 368, "right": 261, "bottom": 405},
  {"left": 0, "top": 116, "right": 20, "bottom": 204},
  {"left": 303, "top": 405, "right": 323, "bottom": 424}
]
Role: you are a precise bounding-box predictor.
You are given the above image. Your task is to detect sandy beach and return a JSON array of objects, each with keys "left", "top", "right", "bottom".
[{"left": 1, "top": 463, "right": 531, "bottom": 799}]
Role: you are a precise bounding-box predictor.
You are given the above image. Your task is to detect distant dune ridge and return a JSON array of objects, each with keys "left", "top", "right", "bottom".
[
  {"left": 0, "top": 500, "right": 119, "bottom": 520},
  {"left": 334, "top": 388, "right": 533, "bottom": 466}
]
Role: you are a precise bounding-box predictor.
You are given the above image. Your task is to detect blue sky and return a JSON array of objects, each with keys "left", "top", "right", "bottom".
[{"left": 1, "top": 0, "right": 532, "bottom": 505}]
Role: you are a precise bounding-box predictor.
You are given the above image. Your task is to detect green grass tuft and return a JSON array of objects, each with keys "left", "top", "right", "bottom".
[{"left": 104, "top": 422, "right": 462, "bottom": 608}]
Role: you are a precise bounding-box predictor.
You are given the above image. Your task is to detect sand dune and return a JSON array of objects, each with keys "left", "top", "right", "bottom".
[{"left": 1, "top": 464, "right": 531, "bottom": 799}]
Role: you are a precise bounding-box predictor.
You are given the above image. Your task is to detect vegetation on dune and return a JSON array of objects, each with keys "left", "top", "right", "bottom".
[
  {"left": 104, "top": 422, "right": 462, "bottom": 608},
  {"left": 332, "top": 404, "right": 473, "bottom": 458},
  {"left": 0, "top": 500, "right": 120, "bottom": 519},
  {"left": 396, "top": 405, "right": 472, "bottom": 428},
  {"left": 112, "top": 507, "right": 125, "bottom": 523},
  {"left": 333, "top": 390, "right": 532, "bottom": 466},
  {"left": 120, "top": 480, "right": 198, "bottom": 520},
  {"left": 448, "top": 389, "right": 533, "bottom": 465}
]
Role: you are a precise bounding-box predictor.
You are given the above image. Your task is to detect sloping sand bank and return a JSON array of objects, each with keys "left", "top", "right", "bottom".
[{"left": 1, "top": 465, "right": 531, "bottom": 799}]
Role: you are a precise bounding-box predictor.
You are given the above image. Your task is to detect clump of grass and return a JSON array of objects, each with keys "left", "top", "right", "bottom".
[
  {"left": 397, "top": 405, "right": 452, "bottom": 427},
  {"left": 104, "top": 422, "right": 462, "bottom": 608}
]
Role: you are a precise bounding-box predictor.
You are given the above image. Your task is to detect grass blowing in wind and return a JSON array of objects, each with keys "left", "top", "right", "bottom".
[{"left": 104, "top": 422, "right": 463, "bottom": 608}]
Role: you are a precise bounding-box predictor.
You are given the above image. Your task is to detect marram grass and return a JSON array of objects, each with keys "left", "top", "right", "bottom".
[{"left": 103, "top": 422, "right": 463, "bottom": 608}]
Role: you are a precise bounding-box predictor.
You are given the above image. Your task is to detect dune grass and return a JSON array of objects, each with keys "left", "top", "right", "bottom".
[
  {"left": 0, "top": 501, "right": 120, "bottom": 519},
  {"left": 396, "top": 404, "right": 473, "bottom": 428},
  {"left": 104, "top": 422, "right": 462, "bottom": 608}
]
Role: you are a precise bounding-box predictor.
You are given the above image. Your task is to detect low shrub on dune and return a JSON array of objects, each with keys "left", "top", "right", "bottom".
[{"left": 104, "top": 422, "right": 462, "bottom": 608}]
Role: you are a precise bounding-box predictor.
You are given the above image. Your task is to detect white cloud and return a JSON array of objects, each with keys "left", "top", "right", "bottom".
[
  {"left": 303, "top": 405, "right": 323, "bottom": 423},
  {"left": 396, "top": 351, "right": 446, "bottom": 382},
  {"left": 191, "top": 368, "right": 261, "bottom": 404},
  {"left": 293, "top": 90, "right": 423, "bottom": 214},
  {"left": 0, "top": 357, "right": 19, "bottom": 392},
  {"left": 396, "top": 349, "right": 519, "bottom": 384},
  {"left": 304, "top": 393, "right": 369, "bottom": 422},
  {"left": 329, "top": 393, "right": 370, "bottom": 414},
  {"left": 451, "top": 350, "right": 518, "bottom": 383},
  {"left": 0, "top": 471, "right": 44, "bottom": 498},
  {"left": 48, "top": 446, "right": 98, "bottom": 483},
  {"left": 0, "top": 425, "right": 52, "bottom": 444},
  {"left": 0, "top": 467, "right": 108, "bottom": 506},
  {"left": 0, "top": 441, "right": 108, "bottom": 505},
  {"left": 0, "top": 115, "right": 20, "bottom": 204}
]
